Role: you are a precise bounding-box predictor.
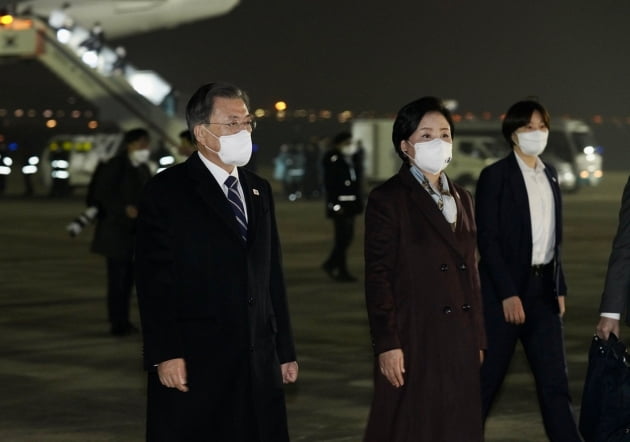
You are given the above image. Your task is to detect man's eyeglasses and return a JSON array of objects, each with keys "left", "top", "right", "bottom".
[{"left": 206, "top": 119, "right": 257, "bottom": 131}]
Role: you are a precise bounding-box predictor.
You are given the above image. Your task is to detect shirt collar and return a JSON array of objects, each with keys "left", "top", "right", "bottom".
[
  {"left": 514, "top": 151, "right": 545, "bottom": 174},
  {"left": 196, "top": 151, "right": 239, "bottom": 187}
]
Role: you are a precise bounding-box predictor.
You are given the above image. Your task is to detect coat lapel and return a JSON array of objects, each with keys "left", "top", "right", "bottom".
[
  {"left": 399, "top": 166, "right": 465, "bottom": 260},
  {"left": 238, "top": 169, "right": 258, "bottom": 245},
  {"left": 506, "top": 152, "right": 532, "bottom": 231},
  {"left": 185, "top": 154, "right": 245, "bottom": 244}
]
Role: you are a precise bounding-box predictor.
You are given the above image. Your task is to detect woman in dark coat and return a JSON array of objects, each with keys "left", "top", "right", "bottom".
[{"left": 364, "top": 97, "right": 486, "bottom": 441}]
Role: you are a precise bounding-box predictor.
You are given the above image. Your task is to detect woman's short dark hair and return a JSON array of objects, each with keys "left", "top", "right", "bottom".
[
  {"left": 185, "top": 82, "right": 250, "bottom": 141},
  {"left": 502, "top": 100, "right": 550, "bottom": 148},
  {"left": 392, "top": 96, "right": 454, "bottom": 162}
]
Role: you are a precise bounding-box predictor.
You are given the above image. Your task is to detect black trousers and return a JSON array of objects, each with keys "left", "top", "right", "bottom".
[
  {"left": 324, "top": 216, "right": 355, "bottom": 275},
  {"left": 105, "top": 257, "right": 134, "bottom": 329},
  {"left": 481, "top": 271, "right": 581, "bottom": 442}
]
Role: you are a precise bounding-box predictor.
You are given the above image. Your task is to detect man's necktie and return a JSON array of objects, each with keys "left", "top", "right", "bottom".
[{"left": 224, "top": 176, "right": 248, "bottom": 241}]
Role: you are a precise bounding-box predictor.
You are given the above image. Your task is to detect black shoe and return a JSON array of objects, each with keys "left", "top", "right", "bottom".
[
  {"left": 110, "top": 322, "right": 139, "bottom": 337},
  {"left": 321, "top": 262, "right": 337, "bottom": 280},
  {"left": 336, "top": 273, "right": 357, "bottom": 283}
]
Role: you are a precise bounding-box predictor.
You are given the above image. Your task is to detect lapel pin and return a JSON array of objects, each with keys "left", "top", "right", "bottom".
[{"left": 253, "top": 188, "right": 260, "bottom": 195}]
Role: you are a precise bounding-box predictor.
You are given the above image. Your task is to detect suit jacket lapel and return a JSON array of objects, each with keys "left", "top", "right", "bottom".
[
  {"left": 506, "top": 152, "right": 532, "bottom": 234},
  {"left": 185, "top": 154, "right": 245, "bottom": 243},
  {"left": 238, "top": 169, "right": 258, "bottom": 245},
  {"left": 399, "top": 166, "right": 465, "bottom": 260},
  {"left": 543, "top": 164, "right": 562, "bottom": 245}
]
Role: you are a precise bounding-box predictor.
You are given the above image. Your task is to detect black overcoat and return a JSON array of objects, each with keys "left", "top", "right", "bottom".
[
  {"left": 364, "top": 165, "right": 486, "bottom": 442},
  {"left": 135, "top": 153, "right": 296, "bottom": 441},
  {"left": 90, "top": 154, "right": 150, "bottom": 259}
]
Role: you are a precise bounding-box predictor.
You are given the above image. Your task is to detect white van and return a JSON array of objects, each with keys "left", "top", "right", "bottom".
[
  {"left": 455, "top": 119, "right": 603, "bottom": 192},
  {"left": 352, "top": 118, "right": 498, "bottom": 192}
]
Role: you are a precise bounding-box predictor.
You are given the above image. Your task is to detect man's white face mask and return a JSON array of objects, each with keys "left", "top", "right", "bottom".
[{"left": 202, "top": 126, "right": 252, "bottom": 167}]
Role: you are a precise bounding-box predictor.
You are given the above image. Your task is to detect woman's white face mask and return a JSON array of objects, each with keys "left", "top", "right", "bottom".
[
  {"left": 202, "top": 127, "right": 252, "bottom": 167},
  {"left": 516, "top": 130, "right": 548, "bottom": 157},
  {"left": 406, "top": 138, "right": 453, "bottom": 175}
]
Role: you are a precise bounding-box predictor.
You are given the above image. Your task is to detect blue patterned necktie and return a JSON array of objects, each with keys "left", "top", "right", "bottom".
[{"left": 224, "top": 176, "right": 248, "bottom": 241}]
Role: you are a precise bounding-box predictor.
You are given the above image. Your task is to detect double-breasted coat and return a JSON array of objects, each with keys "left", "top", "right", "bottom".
[
  {"left": 135, "top": 153, "right": 296, "bottom": 441},
  {"left": 364, "top": 165, "right": 486, "bottom": 442}
]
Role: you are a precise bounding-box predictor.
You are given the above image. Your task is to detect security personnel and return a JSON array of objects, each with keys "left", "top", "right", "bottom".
[{"left": 322, "top": 131, "right": 364, "bottom": 282}]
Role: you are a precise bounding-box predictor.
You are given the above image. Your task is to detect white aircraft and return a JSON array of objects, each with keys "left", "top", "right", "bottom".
[{"left": 4, "top": 0, "right": 239, "bottom": 38}]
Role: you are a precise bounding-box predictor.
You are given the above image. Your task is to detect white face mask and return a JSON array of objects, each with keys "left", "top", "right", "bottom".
[
  {"left": 341, "top": 143, "right": 358, "bottom": 156},
  {"left": 516, "top": 130, "right": 548, "bottom": 156},
  {"left": 130, "top": 149, "right": 150, "bottom": 164},
  {"left": 202, "top": 127, "right": 252, "bottom": 167},
  {"left": 406, "top": 138, "right": 452, "bottom": 175}
]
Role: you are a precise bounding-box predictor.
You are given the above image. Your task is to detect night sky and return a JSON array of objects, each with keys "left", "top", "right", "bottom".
[{"left": 111, "top": 0, "right": 630, "bottom": 119}]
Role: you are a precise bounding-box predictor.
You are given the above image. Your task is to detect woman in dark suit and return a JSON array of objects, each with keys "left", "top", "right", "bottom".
[
  {"left": 475, "top": 100, "right": 581, "bottom": 441},
  {"left": 363, "top": 97, "right": 486, "bottom": 441}
]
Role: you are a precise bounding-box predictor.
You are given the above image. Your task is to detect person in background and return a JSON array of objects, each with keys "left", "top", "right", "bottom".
[
  {"left": 596, "top": 175, "right": 630, "bottom": 339},
  {"left": 475, "top": 99, "right": 581, "bottom": 441},
  {"left": 89, "top": 128, "right": 151, "bottom": 336},
  {"left": 135, "top": 82, "right": 298, "bottom": 441},
  {"left": 321, "top": 131, "right": 364, "bottom": 282},
  {"left": 177, "top": 129, "right": 196, "bottom": 158},
  {"left": 364, "top": 96, "right": 486, "bottom": 441}
]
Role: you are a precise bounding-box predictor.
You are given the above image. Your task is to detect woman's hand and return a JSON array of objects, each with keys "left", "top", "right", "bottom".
[
  {"left": 557, "top": 296, "right": 566, "bottom": 317},
  {"left": 378, "top": 348, "right": 405, "bottom": 388},
  {"left": 502, "top": 295, "right": 525, "bottom": 324}
]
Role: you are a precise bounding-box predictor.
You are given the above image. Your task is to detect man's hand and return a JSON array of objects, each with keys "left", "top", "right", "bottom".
[
  {"left": 557, "top": 296, "right": 566, "bottom": 317},
  {"left": 502, "top": 295, "right": 525, "bottom": 324},
  {"left": 125, "top": 205, "right": 139, "bottom": 219},
  {"left": 596, "top": 317, "right": 620, "bottom": 340},
  {"left": 281, "top": 361, "right": 298, "bottom": 384},
  {"left": 378, "top": 348, "right": 405, "bottom": 388},
  {"left": 157, "top": 358, "right": 188, "bottom": 392}
]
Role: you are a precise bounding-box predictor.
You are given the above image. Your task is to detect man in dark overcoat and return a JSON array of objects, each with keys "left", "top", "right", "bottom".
[
  {"left": 135, "top": 82, "right": 298, "bottom": 441},
  {"left": 90, "top": 128, "right": 151, "bottom": 336}
]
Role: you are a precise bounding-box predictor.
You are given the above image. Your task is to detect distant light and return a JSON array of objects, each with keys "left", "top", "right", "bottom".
[
  {"left": 0, "top": 15, "right": 14, "bottom": 26},
  {"left": 46, "top": 119, "right": 57, "bottom": 128},
  {"left": 275, "top": 101, "right": 287, "bottom": 112},
  {"left": 43, "top": 109, "right": 53, "bottom": 118},
  {"left": 594, "top": 170, "right": 603, "bottom": 178},
  {"left": 159, "top": 156, "right": 175, "bottom": 166},
  {"left": 580, "top": 170, "right": 589, "bottom": 179},
  {"left": 8, "top": 142, "right": 18, "bottom": 152},
  {"left": 82, "top": 50, "right": 99, "bottom": 68},
  {"left": 88, "top": 120, "right": 99, "bottom": 129},
  {"left": 583, "top": 146, "right": 595, "bottom": 155},
  {"left": 319, "top": 110, "right": 332, "bottom": 119},
  {"left": 51, "top": 160, "right": 69, "bottom": 169},
  {"left": 592, "top": 115, "right": 603, "bottom": 124},
  {"left": 71, "top": 110, "right": 81, "bottom": 118},
  {"left": 156, "top": 167, "right": 166, "bottom": 174},
  {"left": 57, "top": 28, "right": 72, "bottom": 44},
  {"left": 28, "top": 156, "right": 40, "bottom": 165},
  {"left": 52, "top": 170, "right": 70, "bottom": 179},
  {"left": 443, "top": 99, "right": 458, "bottom": 111},
  {"left": 0, "top": 166, "right": 10, "bottom": 175},
  {"left": 27, "top": 109, "right": 37, "bottom": 117},
  {"left": 254, "top": 108, "right": 266, "bottom": 118},
  {"left": 2, "top": 157, "right": 13, "bottom": 166},
  {"left": 127, "top": 70, "right": 172, "bottom": 105},
  {"left": 22, "top": 165, "right": 38, "bottom": 175},
  {"left": 14, "top": 109, "right": 24, "bottom": 117}
]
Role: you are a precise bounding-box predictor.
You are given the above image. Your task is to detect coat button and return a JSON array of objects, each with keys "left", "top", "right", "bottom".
[
  {"left": 443, "top": 306, "right": 452, "bottom": 314},
  {"left": 248, "top": 297, "right": 255, "bottom": 305},
  {"left": 459, "top": 263, "right": 467, "bottom": 271},
  {"left": 440, "top": 264, "right": 449, "bottom": 272},
  {"left": 461, "top": 304, "right": 472, "bottom": 312},
  {"left": 345, "top": 180, "right": 351, "bottom": 186}
]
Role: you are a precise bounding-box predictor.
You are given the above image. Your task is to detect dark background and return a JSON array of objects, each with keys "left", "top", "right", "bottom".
[{"left": 1, "top": 0, "right": 630, "bottom": 168}]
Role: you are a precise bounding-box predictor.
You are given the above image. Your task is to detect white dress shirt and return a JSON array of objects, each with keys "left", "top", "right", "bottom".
[
  {"left": 197, "top": 152, "right": 248, "bottom": 222},
  {"left": 514, "top": 154, "right": 555, "bottom": 265}
]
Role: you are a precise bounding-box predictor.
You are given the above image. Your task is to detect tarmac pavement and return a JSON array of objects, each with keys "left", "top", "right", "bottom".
[{"left": 0, "top": 171, "right": 628, "bottom": 441}]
